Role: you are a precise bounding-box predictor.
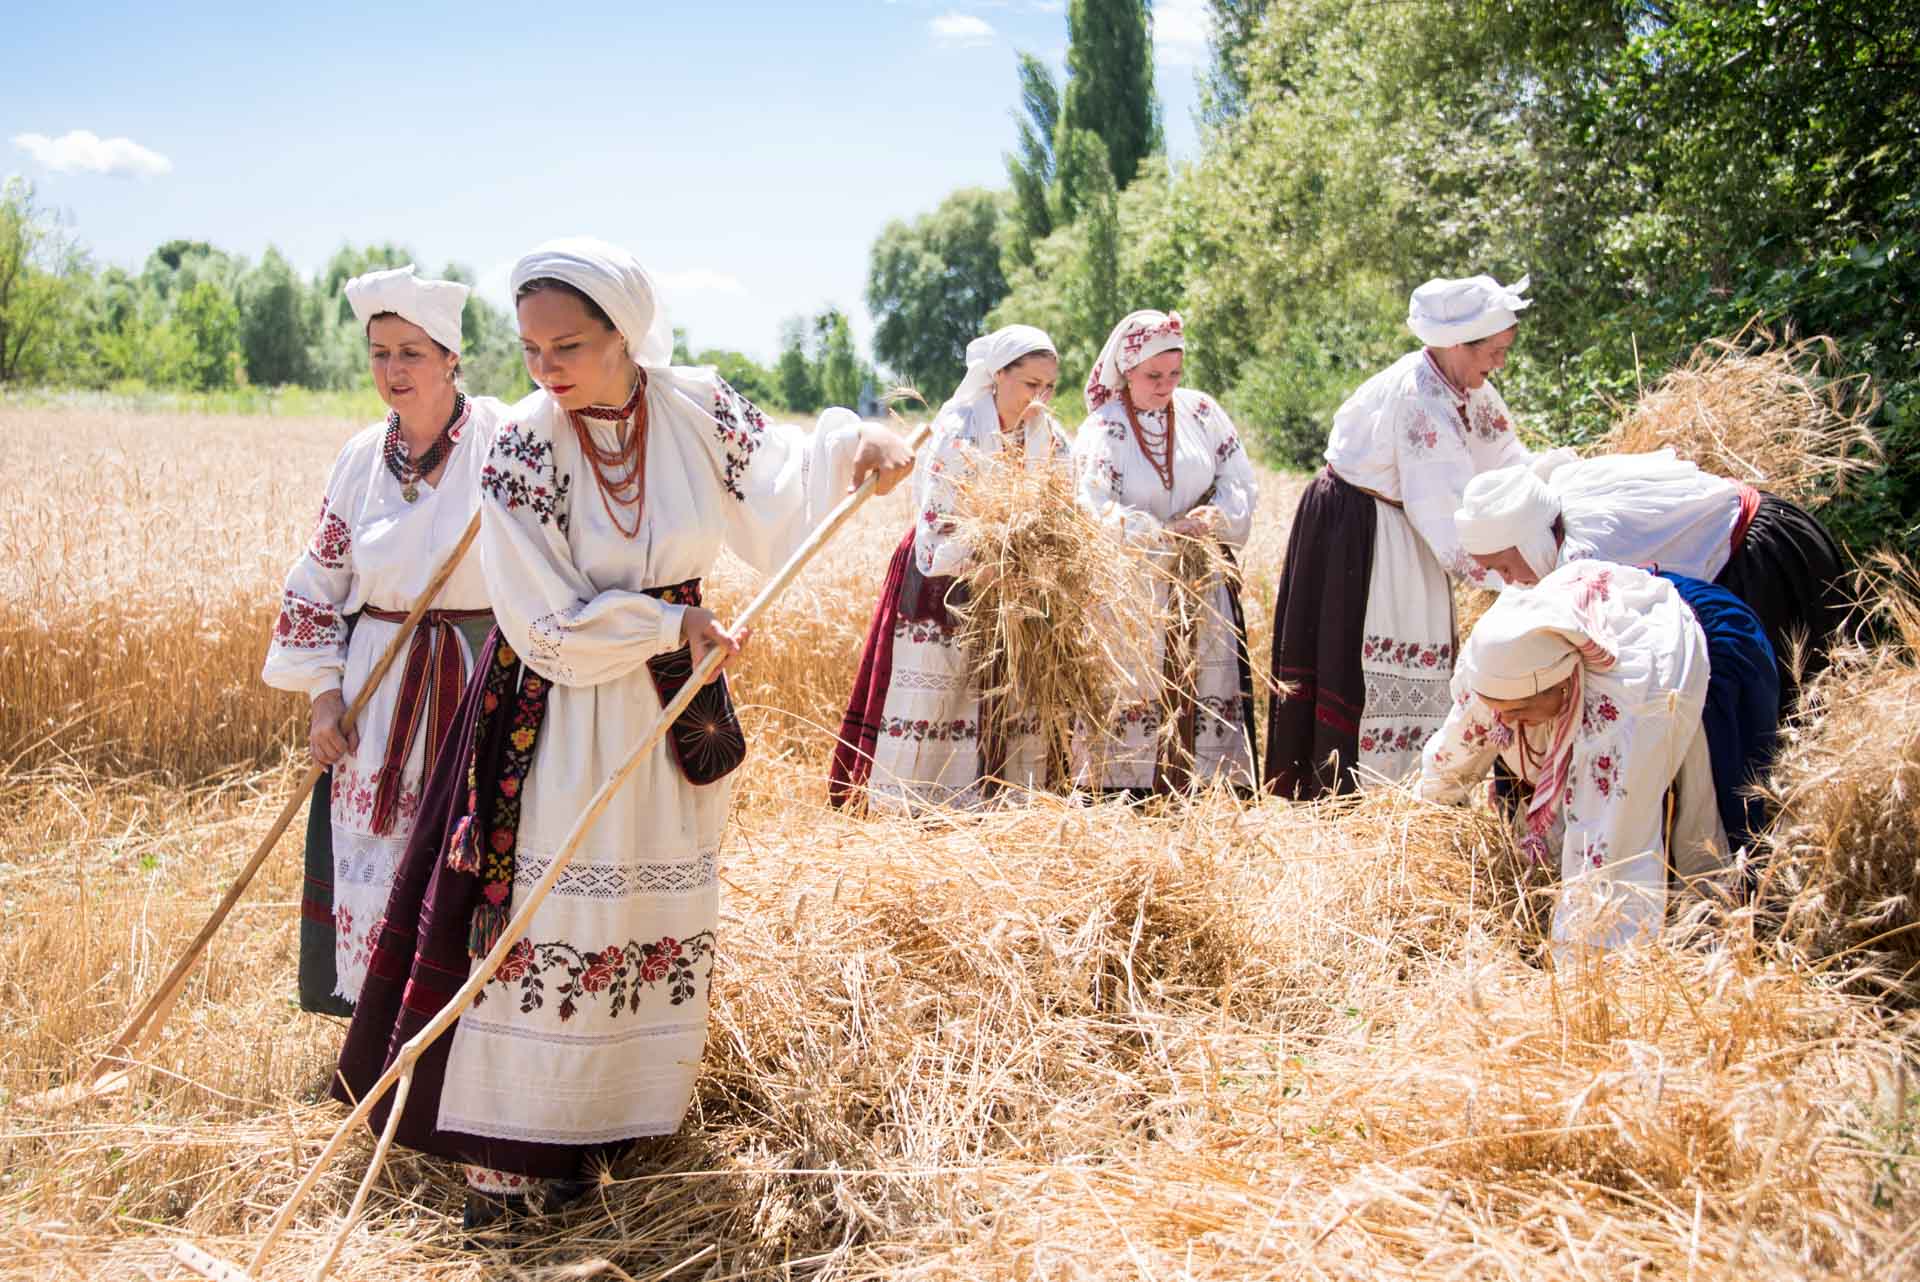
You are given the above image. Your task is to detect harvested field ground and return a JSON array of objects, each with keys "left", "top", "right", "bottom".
[{"left": 1, "top": 407, "right": 1915, "bottom": 1281}]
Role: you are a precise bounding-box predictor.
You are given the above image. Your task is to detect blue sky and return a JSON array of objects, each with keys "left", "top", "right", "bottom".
[{"left": 5, "top": 1, "right": 1211, "bottom": 364}]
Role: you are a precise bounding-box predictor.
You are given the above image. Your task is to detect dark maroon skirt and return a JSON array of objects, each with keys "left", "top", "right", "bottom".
[
  {"left": 1263, "top": 466, "right": 1378, "bottom": 800},
  {"left": 331, "top": 629, "right": 621, "bottom": 1180},
  {"left": 826, "top": 528, "right": 964, "bottom": 808}
]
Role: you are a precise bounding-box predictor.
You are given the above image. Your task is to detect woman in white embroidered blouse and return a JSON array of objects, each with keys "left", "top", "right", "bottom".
[
  {"left": 1416, "top": 560, "right": 1738, "bottom": 953},
  {"left": 262, "top": 265, "right": 508, "bottom": 1013},
  {"left": 830, "top": 324, "right": 1073, "bottom": 812},
  {"left": 332, "top": 238, "right": 911, "bottom": 1223},
  {"left": 1265, "top": 273, "right": 1535, "bottom": 799},
  {"left": 1072, "top": 309, "right": 1261, "bottom": 794}
]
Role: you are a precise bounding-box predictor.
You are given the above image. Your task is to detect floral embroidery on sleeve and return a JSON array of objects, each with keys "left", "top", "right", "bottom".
[
  {"left": 1467, "top": 394, "right": 1513, "bottom": 443},
  {"left": 481, "top": 423, "right": 572, "bottom": 533},
  {"left": 273, "top": 590, "right": 346, "bottom": 650},
  {"left": 308, "top": 501, "right": 350, "bottom": 570},
  {"left": 710, "top": 376, "right": 768, "bottom": 502}
]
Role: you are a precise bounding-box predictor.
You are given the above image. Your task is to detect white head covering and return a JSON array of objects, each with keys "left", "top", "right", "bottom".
[
  {"left": 1407, "top": 273, "right": 1531, "bottom": 347},
  {"left": 1084, "top": 309, "right": 1184, "bottom": 413},
  {"left": 509, "top": 237, "right": 675, "bottom": 370},
  {"left": 344, "top": 264, "right": 469, "bottom": 354},
  {"left": 1456, "top": 465, "right": 1563, "bottom": 581},
  {"left": 943, "top": 324, "right": 1056, "bottom": 416}
]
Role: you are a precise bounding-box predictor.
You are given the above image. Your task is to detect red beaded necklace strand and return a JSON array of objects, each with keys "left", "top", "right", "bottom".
[
  {"left": 569, "top": 373, "right": 648, "bottom": 539},
  {"left": 1121, "top": 388, "right": 1176, "bottom": 491}
]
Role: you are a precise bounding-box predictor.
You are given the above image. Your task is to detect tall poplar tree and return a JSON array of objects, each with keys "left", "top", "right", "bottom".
[{"left": 1060, "top": 0, "right": 1162, "bottom": 194}]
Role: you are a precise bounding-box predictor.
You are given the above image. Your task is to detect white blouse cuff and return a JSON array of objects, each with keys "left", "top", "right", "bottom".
[{"left": 660, "top": 602, "right": 689, "bottom": 650}]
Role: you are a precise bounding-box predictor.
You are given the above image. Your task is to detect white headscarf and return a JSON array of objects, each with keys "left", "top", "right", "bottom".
[
  {"left": 1462, "top": 574, "right": 1620, "bottom": 851},
  {"left": 1457, "top": 465, "right": 1563, "bottom": 580},
  {"left": 1084, "top": 309, "right": 1184, "bottom": 413},
  {"left": 943, "top": 324, "right": 1056, "bottom": 416},
  {"left": 1407, "top": 273, "right": 1531, "bottom": 347},
  {"left": 509, "top": 237, "right": 676, "bottom": 371},
  {"left": 344, "top": 264, "right": 469, "bottom": 354}
]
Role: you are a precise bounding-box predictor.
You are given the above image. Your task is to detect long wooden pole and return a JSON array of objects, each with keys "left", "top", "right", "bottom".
[
  {"left": 58, "top": 512, "right": 484, "bottom": 1103},
  {"left": 186, "top": 417, "right": 932, "bottom": 1282}
]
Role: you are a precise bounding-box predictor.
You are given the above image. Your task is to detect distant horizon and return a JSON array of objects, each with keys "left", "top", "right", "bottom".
[{"left": 6, "top": 1, "right": 1209, "bottom": 366}]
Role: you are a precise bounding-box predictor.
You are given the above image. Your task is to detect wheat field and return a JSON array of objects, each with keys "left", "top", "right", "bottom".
[{"left": 1, "top": 405, "right": 1916, "bottom": 1281}]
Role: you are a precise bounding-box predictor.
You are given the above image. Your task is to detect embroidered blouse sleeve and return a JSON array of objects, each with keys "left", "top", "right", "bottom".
[
  {"left": 262, "top": 438, "right": 359, "bottom": 699},
  {"left": 1553, "top": 689, "right": 1668, "bottom": 948},
  {"left": 477, "top": 416, "right": 682, "bottom": 688},
  {"left": 695, "top": 374, "right": 862, "bottom": 576},
  {"left": 1391, "top": 392, "right": 1491, "bottom": 585},
  {"left": 911, "top": 409, "right": 980, "bottom": 578},
  {"left": 1194, "top": 394, "right": 1257, "bottom": 549},
  {"left": 1416, "top": 684, "right": 1509, "bottom": 803},
  {"left": 1074, "top": 413, "right": 1163, "bottom": 545},
  {"left": 1476, "top": 382, "right": 1533, "bottom": 471}
]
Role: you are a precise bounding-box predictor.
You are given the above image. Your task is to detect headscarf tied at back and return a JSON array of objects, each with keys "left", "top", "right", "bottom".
[
  {"left": 1084, "top": 309, "right": 1184, "bottom": 413},
  {"left": 344, "top": 264, "right": 470, "bottom": 354},
  {"left": 942, "top": 324, "right": 1057, "bottom": 418},
  {"left": 1407, "top": 273, "right": 1531, "bottom": 348},
  {"left": 1457, "top": 465, "right": 1563, "bottom": 581},
  {"left": 1463, "top": 570, "right": 1620, "bottom": 860},
  {"left": 511, "top": 237, "right": 676, "bottom": 371}
]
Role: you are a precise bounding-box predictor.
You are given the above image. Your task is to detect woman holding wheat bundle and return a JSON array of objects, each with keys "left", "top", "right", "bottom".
[
  {"left": 1072, "top": 309, "right": 1261, "bottom": 795},
  {"left": 262, "top": 266, "right": 509, "bottom": 1015},
  {"left": 829, "top": 324, "right": 1070, "bottom": 812},
  {"left": 333, "top": 237, "right": 911, "bottom": 1226},
  {"left": 1264, "top": 273, "right": 1535, "bottom": 801}
]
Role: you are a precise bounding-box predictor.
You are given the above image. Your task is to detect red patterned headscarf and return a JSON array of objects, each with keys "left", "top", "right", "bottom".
[{"left": 1084, "top": 309, "right": 1184, "bottom": 413}]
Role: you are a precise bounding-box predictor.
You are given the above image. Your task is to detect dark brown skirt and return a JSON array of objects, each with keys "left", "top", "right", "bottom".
[
  {"left": 1263, "top": 467, "right": 1377, "bottom": 799},
  {"left": 1712, "top": 492, "right": 1848, "bottom": 716}
]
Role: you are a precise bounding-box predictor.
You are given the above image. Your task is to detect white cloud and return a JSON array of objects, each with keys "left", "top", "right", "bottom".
[
  {"left": 1153, "top": 0, "right": 1212, "bottom": 67},
  {"left": 657, "top": 269, "right": 748, "bottom": 297},
  {"left": 931, "top": 12, "right": 996, "bottom": 46},
  {"left": 13, "top": 129, "right": 172, "bottom": 178}
]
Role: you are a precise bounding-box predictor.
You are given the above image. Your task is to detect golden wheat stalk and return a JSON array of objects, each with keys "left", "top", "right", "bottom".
[{"left": 35, "top": 512, "right": 482, "bottom": 1109}]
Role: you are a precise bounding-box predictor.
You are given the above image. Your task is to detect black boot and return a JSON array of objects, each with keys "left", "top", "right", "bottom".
[{"left": 461, "top": 1189, "right": 529, "bottom": 1244}]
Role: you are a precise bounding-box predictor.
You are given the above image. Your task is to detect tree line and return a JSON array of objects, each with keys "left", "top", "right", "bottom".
[
  {"left": 0, "top": 181, "right": 871, "bottom": 415},
  {"left": 865, "top": 0, "right": 1918, "bottom": 552}
]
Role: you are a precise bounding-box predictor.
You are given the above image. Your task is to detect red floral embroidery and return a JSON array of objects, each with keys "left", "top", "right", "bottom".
[
  {"left": 1118, "top": 314, "right": 1182, "bottom": 364},
  {"left": 1359, "top": 723, "right": 1432, "bottom": 755},
  {"left": 1590, "top": 752, "right": 1623, "bottom": 800},
  {"left": 1361, "top": 634, "right": 1454, "bottom": 670},
  {"left": 309, "top": 502, "right": 350, "bottom": 570},
  {"left": 477, "top": 931, "right": 716, "bottom": 1020},
  {"left": 1581, "top": 693, "right": 1621, "bottom": 734},
  {"left": 882, "top": 716, "right": 977, "bottom": 743},
  {"left": 274, "top": 590, "right": 345, "bottom": 651}
]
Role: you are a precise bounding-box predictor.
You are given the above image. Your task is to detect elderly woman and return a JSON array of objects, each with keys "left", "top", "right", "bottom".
[
  {"left": 335, "top": 238, "right": 912, "bottom": 1223},
  {"left": 829, "top": 324, "right": 1070, "bottom": 812},
  {"left": 1417, "top": 561, "right": 1779, "bottom": 951},
  {"left": 1073, "top": 310, "right": 1260, "bottom": 794},
  {"left": 1454, "top": 450, "right": 1847, "bottom": 714},
  {"left": 1265, "top": 274, "right": 1535, "bottom": 800},
  {"left": 263, "top": 265, "right": 507, "bottom": 1014}
]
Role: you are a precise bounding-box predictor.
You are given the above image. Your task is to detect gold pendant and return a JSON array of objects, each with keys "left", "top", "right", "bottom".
[{"left": 402, "top": 482, "right": 419, "bottom": 503}]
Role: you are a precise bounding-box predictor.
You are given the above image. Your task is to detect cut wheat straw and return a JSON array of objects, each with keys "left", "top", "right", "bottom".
[
  {"left": 1604, "top": 323, "right": 1882, "bottom": 504},
  {"left": 947, "top": 458, "right": 1157, "bottom": 788},
  {"left": 1760, "top": 557, "right": 1920, "bottom": 999}
]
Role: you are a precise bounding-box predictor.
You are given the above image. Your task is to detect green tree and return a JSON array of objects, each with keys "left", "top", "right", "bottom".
[
  {"left": 239, "top": 248, "right": 320, "bottom": 386},
  {"left": 1004, "top": 52, "right": 1062, "bottom": 267},
  {"left": 776, "top": 315, "right": 819, "bottom": 412},
  {"left": 0, "top": 179, "right": 89, "bottom": 384},
  {"left": 319, "top": 242, "right": 413, "bottom": 324},
  {"left": 1060, "top": 0, "right": 1162, "bottom": 192},
  {"left": 696, "top": 347, "right": 784, "bottom": 410},
  {"left": 1199, "top": 0, "right": 1271, "bottom": 125},
  {"left": 174, "top": 279, "right": 240, "bottom": 389},
  {"left": 814, "top": 308, "right": 864, "bottom": 409},
  {"left": 866, "top": 187, "right": 1011, "bottom": 395}
]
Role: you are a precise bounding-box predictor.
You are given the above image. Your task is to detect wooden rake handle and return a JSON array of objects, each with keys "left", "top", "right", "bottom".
[
  {"left": 233, "top": 416, "right": 933, "bottom": 1282},
  {"left": 79, "top": 512, "right": 484, "bottom": 1089}
]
